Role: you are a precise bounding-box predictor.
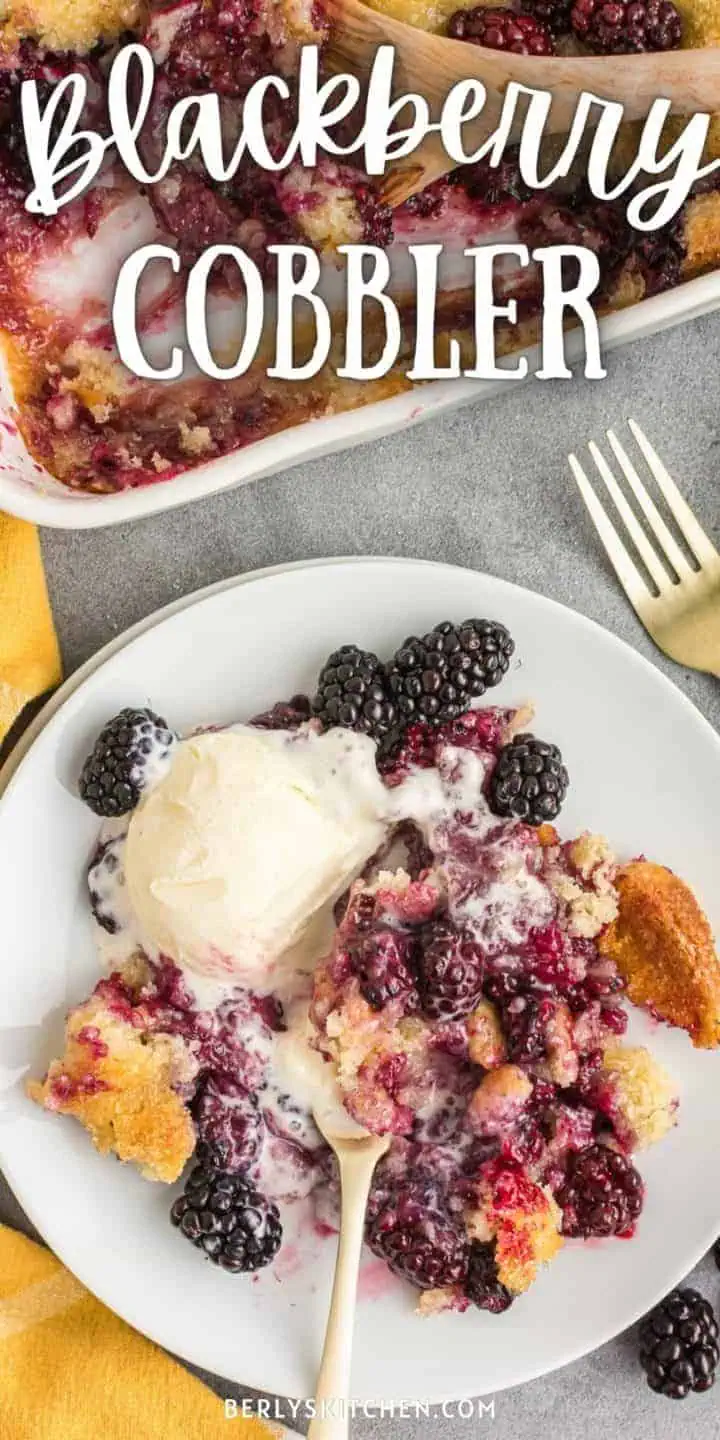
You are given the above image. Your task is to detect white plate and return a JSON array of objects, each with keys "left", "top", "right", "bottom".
[
  {"left": 2, "top": 272, "right": 720, "bottom": 529},
  {"left": 1, "top": 556, "right": 719, "bottom": 1403}
]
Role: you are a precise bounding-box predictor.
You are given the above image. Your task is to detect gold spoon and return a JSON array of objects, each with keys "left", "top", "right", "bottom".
[
  {"left": 307, "top": 1111, "right": 390, "bottom": 1440},
  {"left": 323, "top": 0, "right": 720, "bottom": 207}
]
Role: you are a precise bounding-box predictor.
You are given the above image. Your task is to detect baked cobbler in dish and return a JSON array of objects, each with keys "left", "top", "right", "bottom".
[
  {"left": 0, "top": 0, "right": 718, "bottom": 492},
  {"left": 29, "top": 618, "right": 718, "bottom": 1308}
]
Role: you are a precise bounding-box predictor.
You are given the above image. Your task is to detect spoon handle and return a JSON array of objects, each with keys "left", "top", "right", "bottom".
[
  {"left": 307, "top": 1148, "right": 379, "bottom": 1440},
  {"left": 324, "top": 0, "right": 720, "bottom": 207}
]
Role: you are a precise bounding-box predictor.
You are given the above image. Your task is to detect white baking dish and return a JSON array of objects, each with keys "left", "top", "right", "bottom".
[{"left": 1, "top": 268, "right": 719, "bottom": 530}]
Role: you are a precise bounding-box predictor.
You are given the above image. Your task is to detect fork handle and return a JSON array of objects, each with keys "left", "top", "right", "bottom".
[{"left": 307, "top": 1149, "right": 377, "bottom": 1440}]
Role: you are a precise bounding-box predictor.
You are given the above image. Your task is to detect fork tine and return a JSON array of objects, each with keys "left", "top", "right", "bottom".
[
  {"left": 606, "top": 429, "right": 693, "bottom": 581},
  {"left": 628, "top": 419, "right": 720, "bottom": 569},
  {"left": 569, "top": 453, "right": 652, "bottom": 610},
  {"left": 587, "top": 440, "right": 671, "bottom": 592}
]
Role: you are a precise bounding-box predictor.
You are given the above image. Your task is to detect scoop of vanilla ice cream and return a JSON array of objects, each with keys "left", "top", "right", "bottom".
[{"left": 124, "top": 726, "right": 387, "bottom": 986}]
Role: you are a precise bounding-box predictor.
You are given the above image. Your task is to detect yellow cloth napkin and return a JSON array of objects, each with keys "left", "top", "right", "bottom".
[
  {"left": 0, "top": 514, "right": 62, "bottom": 743},
  {"left": 0, "top": 1224, "right": 282, "bottom": 1440}
]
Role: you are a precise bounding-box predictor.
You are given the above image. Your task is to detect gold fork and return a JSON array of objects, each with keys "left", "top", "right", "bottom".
[{"left": 570, "top": 420, "right": 720, "bottom": 678}]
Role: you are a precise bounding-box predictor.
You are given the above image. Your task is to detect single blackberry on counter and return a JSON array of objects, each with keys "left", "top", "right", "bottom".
[
  {"left": 171, "top": 1159, "right": 282, "bottom": 1272},
  {"left": 417, "top": 918, "right": 484, "bottom": 1021},
  {"left": 387, "top": 620, "right": 514, "bottom": 727},
  {"left": 311, "top": 646, "right": 396, "bottom": 743},
  {"left": 465, "top": 1241, "right": 514, "bottom": 1313},
  {"left": 447, "top": 5, "right": 555, "bottom": 53},
  {"left": 571, "top": 0, "right": 682, "bottom": 52},
  {"left": 366, "top": 1187, "right": 469, "bottom": 1290},
  {"left": 558, "top": 1143, "right": 644, "bottom": 1238},
  {"left": 639, "top": 1289, "right": 719, "bottom": 1398},
  {"left": 488, "top": 734, "right": 569, "bottom": 824},
  {"left": 79, "top": 707, "right": 176, "bottom": 817}
]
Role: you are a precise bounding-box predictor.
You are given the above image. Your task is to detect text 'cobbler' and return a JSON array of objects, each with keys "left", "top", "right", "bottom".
[{"left": 112, "top": 242, "right": 607, "bottom": 382}]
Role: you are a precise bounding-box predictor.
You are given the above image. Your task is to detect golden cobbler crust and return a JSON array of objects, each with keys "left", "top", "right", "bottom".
[
  {"left": 361, "top": 0, "right": 481, "bottom": 29},
  {"left": 684, "top": 192, "right": 720, "bottom": 274},
  {"left": 2, "top": 0, "right": 146, "bottom": 51},
  {"left": 601, "top": 1044, "right": 678, "bottom": 1150},
  {"left": 675, "top": 0, "right": 720, "bottom": 45},
  {"left": 0, "top": 0, "right": 325, "bottom": 51},
  {"left": 600, "top": 861, "right": 720, "bottom": 1049},
  {"left": 27, "top": 961, "right": 197, "bottom": 1181}
]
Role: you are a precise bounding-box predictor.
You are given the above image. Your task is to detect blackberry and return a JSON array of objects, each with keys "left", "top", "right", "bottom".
[
  {"left": 502, "top": 993, "right": 554, "bottom": 1063},
  {"left": 559, "top": 185, "right": 685, "bottom": 304},
  {"left": 459, "top": 154, "right": 534, "bottom": 207},
  {"left": 572, "top": 1049, "right": 604, "bottom": 1101},
  {"left": 350, "top": 927, "right": 420, "bottom": 1012},
  {"left": 632, "top": 212, "right": 687, "bottom": 297},
  {"left": 193, "top": 1139, "right": 228, "bottom": 1171},
  {"left": 79, "top": 707, "right": 176, "bottom": 817},
  {"left": 387, "top": 620, "right": 514, "bottom": 727},
  {"left": 558, "top": 1143, "right": 644, "bottom": 1238},
  {"left": 484, "top": 970, "right": 521, "bottom": 1005},
  {"left": 465, "top": 1241, "right": 514, "bottom": 1313},
  {"left": 402, "top": 185, "right": 447, "bottom": 220},
  {"left": 250, "top": 694, "right": 311, "bottom": 730},
  {"left": 448, "top": 6, "right": 555, "bottom": 53},
  {"left": 571, "top": 0, "right": 682, "bottom": 53},
  {"left": 192, "top": 1077, "right": 264, "bottom": 1174},
  {"left": 437, "top": 706, "right": 509, "bottom": 753},
  {"left": 367, "top": 1187, "right": 469, "bottom": 1291},
  {"left": 639, "top": 1289, "right": 719, "bottom": 1398},
  {"left": 526, "top": 924, "right": 574, "bottom": 990},
  {"left": 416, "top": 919, "right": 484, "bottom": 1021},
  {"left": 311, "top": 646, "right": 396, "bottom": 742},
  {"left": 502, "top": 1115, "right": 547, "bottom": 1167},
  {"left": 488, "top": 734, "right": 569, "bottom": 824},
  {"left": 87, "top": 835, "right": 126, "bottom": 936},
  {"left": 524, "top": 0, "right": 574, "bottom": 32},
  {"left": 599, "top": 1004, "right": 628, "bottom": 1035},
  {"left": 714, "top": 1238, "right": 720, "bottom": 1271},
  {"left": 171, "top": 1159, "right": 282, "bottom": 1272},
  {"left": 379, "top": 706, "right": 507, "bottom": 786}
]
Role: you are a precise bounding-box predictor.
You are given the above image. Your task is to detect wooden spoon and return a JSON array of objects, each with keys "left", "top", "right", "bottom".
[
  {"left": 307, "top": 1113, "right": 390, "bottom": 1440},
  {"left": 323, "top": 0, "right": 720, "bottom": 206}
]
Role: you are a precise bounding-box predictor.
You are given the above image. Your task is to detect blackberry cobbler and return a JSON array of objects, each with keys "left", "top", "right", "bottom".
[
  {"left": 0, "top": 0, "right": 719, "bottom": 490},
  {"left": 29, "top": 618, "right": 720, "bottom": 1316}
]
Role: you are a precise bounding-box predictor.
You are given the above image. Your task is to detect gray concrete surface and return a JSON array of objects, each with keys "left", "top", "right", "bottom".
[{"left": 3, "top": 311, "right": 720, "bottom": 1437}]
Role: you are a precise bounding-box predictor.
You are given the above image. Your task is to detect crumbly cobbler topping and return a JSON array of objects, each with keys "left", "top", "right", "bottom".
[
  {"left": 27, "top": 958, "right": 198, "bottom": 1182},
  {"left": 601, "top": 861, "right": 720, "bottom": 1048}
]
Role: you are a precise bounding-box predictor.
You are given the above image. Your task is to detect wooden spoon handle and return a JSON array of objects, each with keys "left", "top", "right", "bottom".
[
  {"left": 307, "top": 1147, "right": 381, "bottom": 1440},
  {"left": 326, "top": 0, "right": 720, "bottom": 115},
  {"left": 324, "top": 0, "right": 720, "bottom": 206}
]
